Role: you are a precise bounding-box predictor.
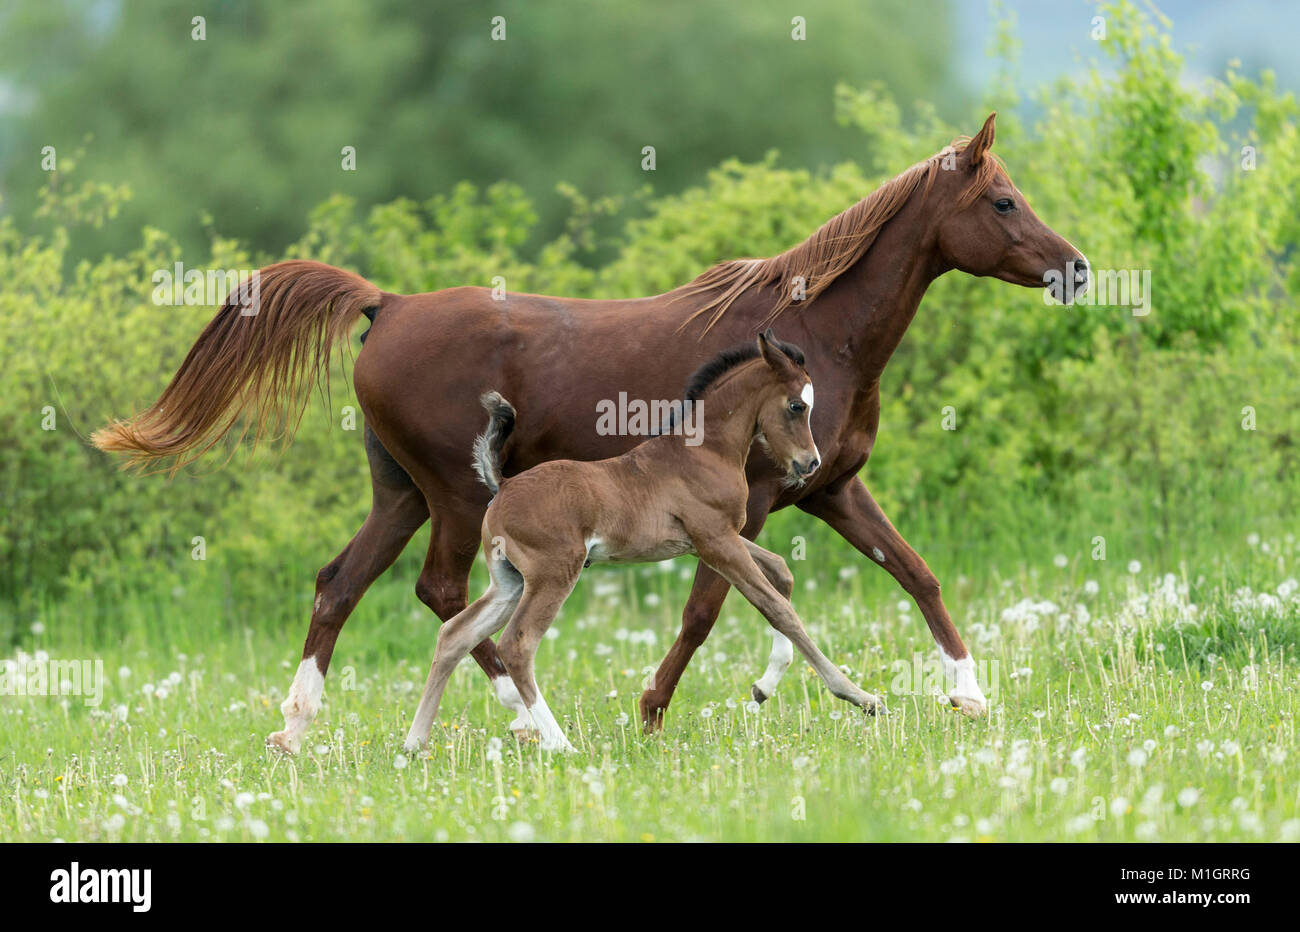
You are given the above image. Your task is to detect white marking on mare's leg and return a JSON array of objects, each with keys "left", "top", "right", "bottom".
[
  {"left": 940, "top": 648, "right": 988, "bottom": 718},
  {"left": 267, "top": 657, "right": 324, "bottom": 754},
  {"left": 752, "top": 630, "right": 794, "bottom": 702},
  {"left": 871, "top": 546, "right": 885, "bottom": 563}
]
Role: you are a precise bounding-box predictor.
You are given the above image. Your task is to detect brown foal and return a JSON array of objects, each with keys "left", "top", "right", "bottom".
[{"left": 403, "top": 331, "right": 879, "bottom": 753}]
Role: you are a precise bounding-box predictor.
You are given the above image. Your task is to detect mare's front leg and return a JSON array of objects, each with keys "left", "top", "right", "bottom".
[
  {"left": 800, "top": 476, "right": 987, "bottom": 716},
  {"left": 693, "top": 532, "right": 882, "bottom": 714}
]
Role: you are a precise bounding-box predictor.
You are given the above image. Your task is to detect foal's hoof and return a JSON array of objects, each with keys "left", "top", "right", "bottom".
[
  {"left": 540, "top": 738, "right": 577, "bottom": 754},
  {"left": 949, "top": 694, "right": 988, "bottom": 718},
  {"left": 862, "top": 693, "right": 886, "bottom": 716},
  {"left": 510, "top": 726, "right": 540, "bottom": 744},
  {"left": 265, "top": 730, "right": 300, "bottom": 755},
  {"left": 751, "top": 684, "right": 769, "bottom": 704}
]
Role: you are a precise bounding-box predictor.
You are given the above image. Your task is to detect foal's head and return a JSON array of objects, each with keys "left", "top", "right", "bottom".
[
  {"left": 931, "top": 112, "right": 1089, "bottom": 301},
  {"left": 687, "top": 329, "right": 820, "bottom": 484},
  {"left": 753, "top": 330, "right": 820, "bottom": 484}
]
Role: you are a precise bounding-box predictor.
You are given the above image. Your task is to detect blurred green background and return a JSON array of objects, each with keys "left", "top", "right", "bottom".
[
  {"left": 0, "top": 0, "right": 959, "bottom": 260},
  {"left": 0, "top": 1, "right": 1297, "bottom": 631}
]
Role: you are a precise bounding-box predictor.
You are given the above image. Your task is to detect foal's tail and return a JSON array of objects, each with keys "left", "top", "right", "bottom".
[
  {"left": 91, "top": 260, "right": 383, "bottom": 472},
  {"left": 472, "top": 392, "right": 516, "bottom": 496}
]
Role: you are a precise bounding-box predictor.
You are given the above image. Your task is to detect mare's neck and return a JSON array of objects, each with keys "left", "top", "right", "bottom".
[{"left": 813, "top": 196, "right": 949, "bottom": 385}]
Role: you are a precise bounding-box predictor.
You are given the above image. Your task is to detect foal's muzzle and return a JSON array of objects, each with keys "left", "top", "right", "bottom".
[{"left": 793, "top": 455, "right": 820, "bottom": 478}]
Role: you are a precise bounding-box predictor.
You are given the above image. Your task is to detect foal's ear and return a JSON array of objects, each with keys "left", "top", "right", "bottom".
[
  {"left": 966, "top": 111, "right": 997, "bottom": 166},
  {"left": 758, "top": 328, "right": 795, "bottom": 374}
]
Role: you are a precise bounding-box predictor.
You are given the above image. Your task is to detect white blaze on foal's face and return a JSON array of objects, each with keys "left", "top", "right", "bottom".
[{"left": 800, "top": 382, "right": 821, "bottom": 466}]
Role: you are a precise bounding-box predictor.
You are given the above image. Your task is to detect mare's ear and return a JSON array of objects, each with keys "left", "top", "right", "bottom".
[
  {"left": 965, "top": 112, "right": 996, "bottom": 166},
  {"left": 758, "top": 328, "right": 797, "bottom": 375}
]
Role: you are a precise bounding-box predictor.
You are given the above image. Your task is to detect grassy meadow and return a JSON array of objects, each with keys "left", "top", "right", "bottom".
[
  {"left": 2, "top": 3, "right": 1298, "bottom": 844},
  {"left": 3, "top": 505, "right": 1297, "bottom": 843}
]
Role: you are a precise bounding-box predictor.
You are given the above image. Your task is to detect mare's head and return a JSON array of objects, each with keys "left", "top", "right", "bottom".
[
  {"left": 930, "top": 112, "right": 1089, "bottom": 300},
  {"left": 680, "top": 112, "right": 1089, "bottom": 334}
]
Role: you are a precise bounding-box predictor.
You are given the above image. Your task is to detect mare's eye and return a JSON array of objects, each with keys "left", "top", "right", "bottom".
[
  {"left": 994, "top": 197, "right": 1016, "bottom": 214},
  {"left": 788, "top": 401, "right": 806, "bottom": 414}
]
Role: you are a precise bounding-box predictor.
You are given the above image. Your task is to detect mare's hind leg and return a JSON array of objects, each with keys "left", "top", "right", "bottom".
[
  {"left": 268, "top": 428, "right": 428, "bottom": 754},
  {"left": 403, "top": 559, "right": 524, "bottom": 753},
  {"left": 743, "top": 540, "right": 796, "bottom": 704},
  {"left": 495, "top": 554, "right": 585, "bottom": 753},
  {"left": 416, "top": 515, "right": 535, "bottom": 739}
]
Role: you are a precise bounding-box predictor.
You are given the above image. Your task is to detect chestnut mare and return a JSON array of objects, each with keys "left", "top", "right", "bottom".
[
  {"left": 93, "top": 114, "right": 1088, "bottom": 751},
  {"left": 400, "top": 332, "right": 878, "bottom": 754}
]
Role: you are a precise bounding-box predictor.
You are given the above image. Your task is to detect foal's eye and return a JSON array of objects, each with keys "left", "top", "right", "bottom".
[
  {"left": 994, "top": 197, "right": 1016, "bottom": 214},
  {"left": 788, "top": 401, "right": 806, "bottom": 414}
]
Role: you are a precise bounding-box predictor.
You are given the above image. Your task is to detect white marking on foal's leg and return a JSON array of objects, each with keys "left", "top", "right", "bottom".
[
  {"left": 525, "top": 692, "right": 575, "bottom": 752},
  {"left": 940, "top": 648, "right": 988, "bottom": 718},
  {"left": 871, "top": 546, "right": 886, "bottom": 564},
  {"left": 492, "top": 674, "right": 536, "bottom": 738},
  {"left": 267, "top": 657, "right": 325, "bottom": 754},
  {"left": 752, "top": 630, "right": 794, "bottom": 703}
]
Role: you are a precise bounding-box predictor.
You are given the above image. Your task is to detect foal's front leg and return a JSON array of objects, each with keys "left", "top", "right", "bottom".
[{"left": 695, "top": 534, "right": 882, "bottom": 714}]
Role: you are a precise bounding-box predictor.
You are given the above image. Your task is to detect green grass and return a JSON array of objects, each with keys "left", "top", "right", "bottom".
[{"left": 2, "top": 519, "right": 1298, "bottom": 842}]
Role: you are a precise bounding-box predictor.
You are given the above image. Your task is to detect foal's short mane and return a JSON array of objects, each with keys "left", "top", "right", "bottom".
[
  {"left": 679, "top": 138, "right": 1005, "bottom": 333},
  {"left": 683, "top": 335, "right": 806, "bottom": 403}
]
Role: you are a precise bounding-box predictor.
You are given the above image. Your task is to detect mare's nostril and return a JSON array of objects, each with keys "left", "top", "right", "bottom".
[{"left": 1073, "top": 257, "right": 1089, "bottom": 280}]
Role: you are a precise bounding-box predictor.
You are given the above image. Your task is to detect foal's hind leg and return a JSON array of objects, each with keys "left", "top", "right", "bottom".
[
  {"left": 416, "top": 516, "right": 535, "bottom": 739},
  {"left": 495, "top": 557, "right": 584, "bottom": 753},
  {"left": 268, "top": 439, "right": 428, "bottom": 754},
  {"left": 403, "top": 561, "right": 524, "bottom": 753}
]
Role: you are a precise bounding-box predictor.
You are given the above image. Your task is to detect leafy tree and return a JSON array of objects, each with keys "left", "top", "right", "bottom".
[{"left": 0, "top": 0, "right": 957, "bottom": 260}]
